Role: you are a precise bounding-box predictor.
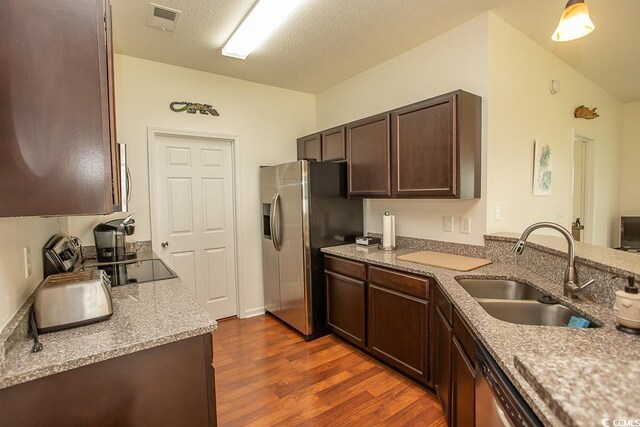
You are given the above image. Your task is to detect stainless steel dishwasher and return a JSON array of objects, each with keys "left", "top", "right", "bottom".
[{"left": 475, "top": 344, "right": 542, "bottom": 427}]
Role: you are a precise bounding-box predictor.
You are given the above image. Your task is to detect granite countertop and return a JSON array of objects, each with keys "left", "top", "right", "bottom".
[
  {"left": 515, "top": 355, "right": 640, "bottom": 427},
  {"left": 486, "top": 232, "right": 640, "bottom": 277},
  {"left": 321, "top": 244, "right": 640, "bottom": 427},
  {"left": 0, "top": 252, "right": 217, "bottom": 390}
]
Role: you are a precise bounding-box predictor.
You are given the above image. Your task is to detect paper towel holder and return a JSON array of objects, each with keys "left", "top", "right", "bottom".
[
  {"left": 379, "top": 211, "right": 397, "bottom": 251},
  {"left": 378, "top": 244, "right": 397, "bottom": 251}
]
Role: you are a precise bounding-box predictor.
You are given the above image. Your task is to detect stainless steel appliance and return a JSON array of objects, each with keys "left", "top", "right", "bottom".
[
  {"left": 34, "top": 270, "right": 113, "bottom": 333},
  {"left": 93, "top": 214, "right": 136, "bottom": 262},
  {"left": 43, "top": 234, "right": 81, "bottom": 277},
  {"left": 80, "top": 259, "right": 177, "bottom": 287},
  {"left": 260, "top": 161, "right": 363, "bottom": 340},
  {"left": 44, "top": 233, "right": 177, "bottom": 286},
  {"left": 475, "top": 344, "right": 541, "bottom": 427}
]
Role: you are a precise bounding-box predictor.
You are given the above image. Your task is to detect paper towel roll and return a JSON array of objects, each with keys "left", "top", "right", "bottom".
[{"left": 382, "top": 212, "right": 396, "bottom": 249}]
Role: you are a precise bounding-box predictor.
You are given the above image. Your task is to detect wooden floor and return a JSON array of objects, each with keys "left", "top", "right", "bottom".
[{"left": 213, "top": 314, "right": 446, "bottom": 426}]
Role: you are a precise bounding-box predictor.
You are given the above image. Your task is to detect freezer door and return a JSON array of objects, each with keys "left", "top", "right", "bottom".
[
  {"left": 260, "top": 166, "right": 281, "bottom": 316},
  {"left": 274, "top": 161, "right": 311, "bottom": 335}
]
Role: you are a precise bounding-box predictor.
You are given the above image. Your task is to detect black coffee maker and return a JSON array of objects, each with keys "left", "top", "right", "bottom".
[{"left": 93, "top": 214, "right": 136, "bottom": 262}]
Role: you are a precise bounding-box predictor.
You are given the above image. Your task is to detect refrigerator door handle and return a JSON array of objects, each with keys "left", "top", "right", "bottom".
[{"left": 271, "top": 193, "right": 282, "bottom": 252}]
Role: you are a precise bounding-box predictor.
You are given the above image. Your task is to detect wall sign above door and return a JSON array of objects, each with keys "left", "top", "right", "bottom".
[{"left": 169, "top": 101, "right": 219, "bottom": 116}]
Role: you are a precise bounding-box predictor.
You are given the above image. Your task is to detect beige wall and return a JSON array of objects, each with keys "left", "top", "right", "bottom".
[
  {"left": 68, "top": 55, "right": 315, "bottom": 317},
  {"left": 621, "top": 101, "right": 640, "bottom": 215},
  {"left": 486, "top": 14, "right": 624, "bottom": 247},
  {"left": 316, "top": 14, "right": 490, "bottom": 245},
  {"left": 0, "top": 217, "right": 67, "bottom": 330}
]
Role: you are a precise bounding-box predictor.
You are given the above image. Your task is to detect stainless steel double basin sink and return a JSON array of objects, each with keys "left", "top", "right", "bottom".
[{"left": 456, "top": 278, "right": 598, "bottom": 328}]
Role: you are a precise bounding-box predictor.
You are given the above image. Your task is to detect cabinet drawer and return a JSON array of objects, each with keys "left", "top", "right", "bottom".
[
  {"left": 368, "top": 266, "right": 429, "bottom": 300},
  {"left": 324, "top": 255, "right": 366, "bottom": 280},
  {"left": 325, "top": 271, "right": 366, "bottom": 348},
  {"left": 433, "top": 283, "right": 453, "bottom": 324},
  {"left": 453, "top": 309, "right": 476, "bottom": 367}
]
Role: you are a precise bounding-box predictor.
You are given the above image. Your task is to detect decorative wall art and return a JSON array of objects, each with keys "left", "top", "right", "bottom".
[
  {"left": 574, "top": 105, "right": 599, "bottom": 120},
  {"left": 170, "top": 101, "right": 219, "bottom": 116},
  {"left": 533, "top": 140, "right": 552, "bottom": 196}
]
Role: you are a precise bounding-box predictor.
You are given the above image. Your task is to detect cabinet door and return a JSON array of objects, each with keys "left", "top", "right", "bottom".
[
  {"left": 452, "top": 337, "right": 475, "bottom": 427},
  {"left": 297, "top": 133, "right": 322, "bottom": 161},
  {"left": 367, "top": 284, "right": 428, "bottom": 383},
  {"left": 322, "top": 126, "right": 346, "bottom": 161},
  {"left": 0, "top": 0, "right": 116, "bottom": 216},
  {"left": 346, "top": 114, "right": 391, "bottom": 197},
  {"left": 391, "top": 94, "right": 457, "bottom": 197},
  {"left": 434, "top": 306, "right": 453, "bottom": 424},
  {"left": 325, "top": 271, "right": 366, "bottom": 348}
]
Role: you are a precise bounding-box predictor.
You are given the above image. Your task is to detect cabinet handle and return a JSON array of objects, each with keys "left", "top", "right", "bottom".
[{"left": 161, "top": 241, "right": 169, "bottom": 248}]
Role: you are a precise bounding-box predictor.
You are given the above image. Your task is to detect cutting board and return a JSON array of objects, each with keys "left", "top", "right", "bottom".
[{"left": 397, "top": 251, "right": 492, "bottom": 272}]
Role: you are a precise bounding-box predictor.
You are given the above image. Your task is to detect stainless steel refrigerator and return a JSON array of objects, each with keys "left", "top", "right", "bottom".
[{"left": 260, "top": 160, "right": 363, "bottom": 340}]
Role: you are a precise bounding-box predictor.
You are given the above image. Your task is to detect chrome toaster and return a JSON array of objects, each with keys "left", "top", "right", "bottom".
[{"left": 34, "top": 270, "right": 113, "bottom": 333}]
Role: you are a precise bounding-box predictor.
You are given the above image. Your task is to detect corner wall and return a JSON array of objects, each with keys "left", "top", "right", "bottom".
[
  {"left": 620, "top": 101, "right": 640, "bottom": 215},
  {"left": 0, "top": 217, "right": 68, "bottom": 330},
  {"left": 315, "top": 14, "right": 490, "bottom": 245},
  {"left": 486, "top": 13, "right": 624, "bottom": 247},
  {"left": 68, "top": 55, "right": 316, "bottom": 317}
]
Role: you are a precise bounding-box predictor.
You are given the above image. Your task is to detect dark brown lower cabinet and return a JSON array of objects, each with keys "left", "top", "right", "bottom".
[
  {"left": 434, "top": 305, "right": 453, "bottom": 424},
  {"left": 367, "top": 284, "right": 429, "bottom": 384},
  {"left": 0, "top": 334, "right": 217, "bottom": 427},
  {"left": 452, "top": 337, "right": 475, "bottom": 427},
  {"left": 325, "top": 271, "right": 366, "bottom": 348}
]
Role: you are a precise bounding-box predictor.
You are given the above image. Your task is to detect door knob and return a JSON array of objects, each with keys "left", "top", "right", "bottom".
[{"left": 161, "top": 241, "right": 169, "bottom": 248}]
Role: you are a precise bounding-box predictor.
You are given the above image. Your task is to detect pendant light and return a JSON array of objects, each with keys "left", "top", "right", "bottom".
[{"left": 551, "top": 0, "right": 595, "bottom": 42}]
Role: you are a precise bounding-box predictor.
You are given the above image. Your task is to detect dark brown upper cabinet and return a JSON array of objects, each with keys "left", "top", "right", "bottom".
[
  {"left": 0, "top": 0, "right": 123, "bottom": 217},
  {"left": 346, "top": 113, "right": 391, "bottom": 197},
  {"left": 296, "top": 133, "right": 322, "bottom": 161},
  {"left": 391, "top": 91, "right": 481, "bottom": 199},
  {"left": 321, "top": 126, "right": 346, "bottom": 162}
]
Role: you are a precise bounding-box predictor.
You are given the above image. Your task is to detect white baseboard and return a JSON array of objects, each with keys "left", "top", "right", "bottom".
[{"left": 241, "top": 307, "right": 265, "bottom": 319}]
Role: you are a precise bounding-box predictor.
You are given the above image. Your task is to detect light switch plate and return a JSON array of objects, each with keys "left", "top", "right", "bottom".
[
  {"left": 443, "top": 216, "right": 453, "bottom": 232},
  {"left": 495, "top": 205, "right": 501, "bottom": 221},
  {"left": 460, "top": 217, "right": 471, "bottom": 234}
]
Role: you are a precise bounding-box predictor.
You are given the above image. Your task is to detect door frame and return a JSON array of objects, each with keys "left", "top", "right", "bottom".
[
  {"left": 147, "top": 126, "right": 245, "bottom": 318},
  {"left": 572, "top": 131, "right": 596, "bottom": 244}
]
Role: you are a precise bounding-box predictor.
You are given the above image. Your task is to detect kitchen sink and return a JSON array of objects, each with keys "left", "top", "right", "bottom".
[
  {"left": 456, "top": 278, "right": 545, "bottom": 300},
  {"left": 476, "top": 300, "right": 599, "bottom": 328}
]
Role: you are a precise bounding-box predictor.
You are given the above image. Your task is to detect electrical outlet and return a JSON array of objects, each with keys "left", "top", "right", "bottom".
[
  {"left": 460, "top": 217, "right": 471, "bottom": 234},
  {"left": 24, "top": 246, "right": 32, "bottom": 279},
  {"left": 495, "top": 205, "right": 501, "bottom": 221},
  {"left": 443, "top": 216, "right": 453, "bottom": 232}
]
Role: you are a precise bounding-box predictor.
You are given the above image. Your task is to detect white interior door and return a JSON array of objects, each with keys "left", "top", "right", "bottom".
[{"left": 150, "top": 131, "right": 237, "bottom": 319}]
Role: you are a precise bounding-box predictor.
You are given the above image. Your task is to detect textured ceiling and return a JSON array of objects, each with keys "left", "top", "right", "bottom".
[
  {"left": 111, "top": 0, "right": 510, "bottom": 93},
  {"left": 112, "top": 0, "right": 640, "bottom": 101}
]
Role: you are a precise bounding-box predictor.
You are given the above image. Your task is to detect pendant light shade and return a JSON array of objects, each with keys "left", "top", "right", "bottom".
[{"left": 551, "top": 0, "right": 595, "bottom": 42}]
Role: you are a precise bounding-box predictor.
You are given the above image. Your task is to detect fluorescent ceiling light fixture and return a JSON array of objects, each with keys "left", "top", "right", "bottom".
[
  {"left": 222, "top": 0, "right": 305, "bottom": 60},
  {"left": 551, "top": 0, "right": 595, "bottom": 42}
]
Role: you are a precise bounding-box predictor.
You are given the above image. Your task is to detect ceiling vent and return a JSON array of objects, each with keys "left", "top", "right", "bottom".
[{"left": 147, "top": 3, "right": 181, "bottom": 32}]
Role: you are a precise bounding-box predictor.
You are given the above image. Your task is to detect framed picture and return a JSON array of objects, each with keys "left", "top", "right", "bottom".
[{"left": 532, "top": 140, "right": 552, "bottom": 196}]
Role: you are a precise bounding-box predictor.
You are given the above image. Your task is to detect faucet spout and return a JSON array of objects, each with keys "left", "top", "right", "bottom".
[{"left": 511, "top": 222, "right": 586, "bottom": 300}]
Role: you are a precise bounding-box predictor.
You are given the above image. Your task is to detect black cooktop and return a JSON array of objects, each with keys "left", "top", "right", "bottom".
[{"left": 82, "top": 259, "right": 177, "bottom": 287}]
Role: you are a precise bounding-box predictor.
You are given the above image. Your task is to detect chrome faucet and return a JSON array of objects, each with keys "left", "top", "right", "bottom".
[{"left": 511, "top": 222, "right": 595, "bottom": 300}]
